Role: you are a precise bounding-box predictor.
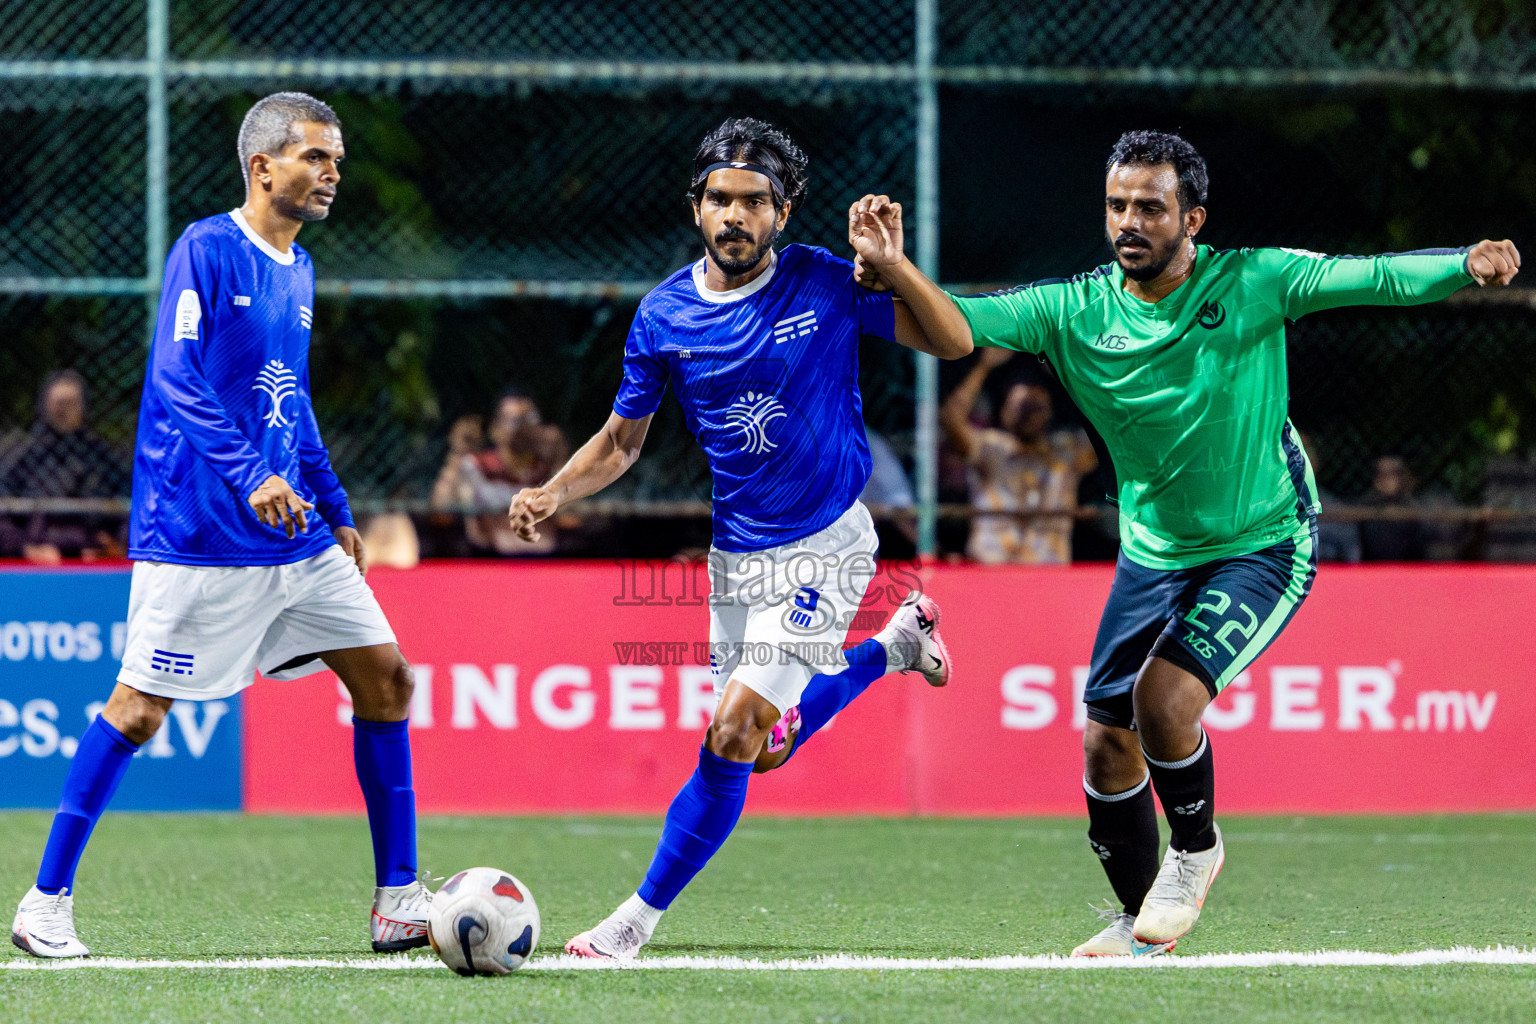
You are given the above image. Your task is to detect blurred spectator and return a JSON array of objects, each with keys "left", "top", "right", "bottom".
[
  {"left": 1359, "top": 454, "right": 1426, "bottom": 562},
  {"left": 941, "top": 349, "right": 1096, "bottom": 565},
  {"left": 431, "top": 391, "right": 572, "bottom": 556},
  {"left": 1296, "top": 431, "right": 1361, "bottom": 563},
  {"left": 0, "top": 370, "right": 129, "bottom": 563},
  {"left": 359, "top": 512, "right": 421, "bottom": 569},
  {"left": 860, "top": 424, "right": 917, "bottom": 559},
  {"left": 1480, "top": 455, "right": 1536, "bottom": 561}
]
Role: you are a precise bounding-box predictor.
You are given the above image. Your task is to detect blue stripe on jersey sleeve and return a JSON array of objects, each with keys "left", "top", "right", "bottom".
[{"left": 1325, "top": 247, "right": 1471, "bottom": 258}]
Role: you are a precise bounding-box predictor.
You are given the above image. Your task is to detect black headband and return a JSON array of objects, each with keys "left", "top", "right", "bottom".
[{"left": 692, "top": 160, "right": 788, "bottom": 201}]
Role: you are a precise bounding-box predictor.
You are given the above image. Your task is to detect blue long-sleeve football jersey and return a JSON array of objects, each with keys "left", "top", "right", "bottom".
[
  {"left": 613, "top": 244, "right": 895, "bottom": 552},
  {"left": 128, "top": 210, "right": 353, "bottom": 566}
]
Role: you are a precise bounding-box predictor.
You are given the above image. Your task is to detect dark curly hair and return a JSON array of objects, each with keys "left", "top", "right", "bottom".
[
  {"left": 688, "top": 117, "right": 809, "bottom": 212},
  {"left": 1106, "top": 130, "right": 1208, "bottom": 212}
]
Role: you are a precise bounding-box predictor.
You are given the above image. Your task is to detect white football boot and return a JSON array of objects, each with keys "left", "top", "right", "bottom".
[
  {"left": 1132, "top": 824, "right": 1225, "bottom": 947},
  {"left": 565, "top": 912, "right": 653, "bottom": 960},
  {"left": 874, "top": 591, "right": 952, "bottom": 687},
  {"left": 12, "top": 886, "right": 90, "bottom": 958},
  {"left": 371, "top": 880, "right": 432, "bottom": 952},
  {"left": 1071, "top": 902, "right": 1174, "bottom": 957}
]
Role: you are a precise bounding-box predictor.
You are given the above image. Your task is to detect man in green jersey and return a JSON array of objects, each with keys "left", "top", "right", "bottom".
[{"left": 849, "top": 130, "right": 1519, "bottom": 956}]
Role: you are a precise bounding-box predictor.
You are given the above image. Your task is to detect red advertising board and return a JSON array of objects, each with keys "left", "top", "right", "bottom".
[{"left": 244, "top": 562, "right": 1534, "bottom": 815}]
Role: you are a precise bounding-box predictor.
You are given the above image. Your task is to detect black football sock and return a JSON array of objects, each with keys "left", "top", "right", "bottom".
[
  {"left": 1084, "top": 772, "right": 1160, "bottom": 916},
  {"left": 1144, "top": 729, "right": 1217, "bottom": 853}
]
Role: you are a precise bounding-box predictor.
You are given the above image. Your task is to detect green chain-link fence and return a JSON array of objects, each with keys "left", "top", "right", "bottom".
[{"left": 4, "top": 0, "right": 1536, "bottom": 559}]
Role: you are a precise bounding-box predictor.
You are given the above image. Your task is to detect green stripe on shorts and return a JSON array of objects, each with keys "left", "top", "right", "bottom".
[{"left": 1213, "top": 524, "right": 1316, "bottom": 693}]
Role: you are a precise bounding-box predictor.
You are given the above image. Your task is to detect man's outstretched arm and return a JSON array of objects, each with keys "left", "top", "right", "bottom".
[
  {"left": 1279, "top": 239, "right": 1520, "bottom": 319},
  {"left": 506, "top": 411, "right": 652, "bottom": 542},
  {"left": 848, "top": 194, "right": 973, "bottom": 359}
]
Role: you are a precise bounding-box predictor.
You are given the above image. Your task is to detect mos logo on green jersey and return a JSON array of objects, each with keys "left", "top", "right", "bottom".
[{"left": 1196, "top": 299, "right": 1226, "bottom": 330}]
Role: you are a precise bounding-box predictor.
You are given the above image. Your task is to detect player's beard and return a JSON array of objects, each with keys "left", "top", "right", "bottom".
[
  {"left": 274, "top": 186, "right": 335, "bottom": 223},
  {"left": 1110, "top": 229, "right": 1182, "bottom": 282},
  {"left": 703, "top": 224, "right": 778, "bottom": 277}
]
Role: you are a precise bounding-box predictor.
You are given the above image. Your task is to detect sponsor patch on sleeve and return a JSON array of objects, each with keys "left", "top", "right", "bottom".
[{"left": 173, "top": 288, "right": 201, "bottom": 341}]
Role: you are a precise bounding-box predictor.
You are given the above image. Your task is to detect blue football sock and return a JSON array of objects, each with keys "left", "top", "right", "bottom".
[
  {"left": 785, "top": 638, "right": 888, "bottom": 761},
  {"left": 36, "top": 716, "right": 138, "bottom": 894},
  {"left": 636, "top": 747, "right": 754, "bottom": 910},
  {"left": 352, "top": 717, "right": 418, "bottom": 888}
]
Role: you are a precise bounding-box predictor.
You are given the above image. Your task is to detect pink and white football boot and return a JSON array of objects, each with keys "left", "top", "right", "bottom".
[
  {"left": 565, "top": 914, "right": 651, "bottom": 960},
  {"left": 874, "top": 591, "right": 952, "bottom": 687}
]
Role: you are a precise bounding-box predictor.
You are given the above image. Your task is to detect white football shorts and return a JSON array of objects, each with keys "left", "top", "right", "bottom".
[
  {"left": 707, "top": 501, "right": 880, "bottom": 715},
  {"left": 117, "top": 545, "right": 397, "bottom": 701}
]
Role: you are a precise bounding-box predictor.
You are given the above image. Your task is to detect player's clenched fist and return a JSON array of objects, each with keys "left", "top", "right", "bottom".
[
  {"left": 1467, "top": 239, "right": 1520, "bottom": 287},
  {"left": 248, "top": 474, "right": 313, "bottom": 538},
  {"left": 508, "top": 486, "right": 558, "bottom": 542},
  {"left": 849, "top": 194, "right": 905, "bottom": 268}
]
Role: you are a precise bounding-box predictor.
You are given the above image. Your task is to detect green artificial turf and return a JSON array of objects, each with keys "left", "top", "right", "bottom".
[{"left": 2, "top": 812, "right": 1534, "bottom": 1022}]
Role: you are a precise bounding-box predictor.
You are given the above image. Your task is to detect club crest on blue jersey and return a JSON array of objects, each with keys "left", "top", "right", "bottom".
[
  {"left": 725, "top": 391, "right": 787, "bottom": 454},
  {"left": 253, "top": 359, "right": 299, "bottom": 427}
]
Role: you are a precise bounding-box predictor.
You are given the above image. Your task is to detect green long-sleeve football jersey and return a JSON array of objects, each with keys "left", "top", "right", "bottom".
[{"left": 953, "top": 244, "right": 1472, "bottom": 569}]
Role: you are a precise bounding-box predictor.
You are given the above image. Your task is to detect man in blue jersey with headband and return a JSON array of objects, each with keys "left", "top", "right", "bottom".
[
  {"left": 508, "top": 117, "right": 971, "bottom": 959},
  {"left": 12, "top": 93, "right": 430, "bottom": 959}
]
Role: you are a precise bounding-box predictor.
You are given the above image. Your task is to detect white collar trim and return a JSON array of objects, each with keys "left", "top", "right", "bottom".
[
  {"left": 228, "top": 209, "right": 296, "bottom": 265},
  {"left": 692, "top": 249, "right": 777, "bottom": 303}
]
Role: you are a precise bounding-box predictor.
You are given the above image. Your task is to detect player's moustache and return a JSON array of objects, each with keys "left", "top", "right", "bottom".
[
  {"left": 715, "top": 228, "right": 755, "bottom": 244},
  {"left": 1115, "top": 233, "right": 1151, "bottom": 250}
]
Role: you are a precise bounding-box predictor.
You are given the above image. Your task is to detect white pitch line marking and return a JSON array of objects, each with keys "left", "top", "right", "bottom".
[{"left": 5, "top": 947, "right": 1535, "bottom": 972}]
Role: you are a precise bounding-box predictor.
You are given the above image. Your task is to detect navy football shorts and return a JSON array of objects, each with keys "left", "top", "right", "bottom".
[{"left": 1083, "top": 523, "right": 1317, "bottom": 730}]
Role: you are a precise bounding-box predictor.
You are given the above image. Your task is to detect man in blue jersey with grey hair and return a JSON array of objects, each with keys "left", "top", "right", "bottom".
[
  {"left": 11, "top": 92, "right": 430, "bottom": 959},
  {"left": 508, "top": 117, "right": 972, "bottom": 959}
]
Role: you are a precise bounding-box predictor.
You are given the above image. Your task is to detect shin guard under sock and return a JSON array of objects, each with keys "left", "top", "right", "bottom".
[
  {"left": 1144, "top": 730, "right": 1217, "bottom": 853},
  {"left": 1084, "top": 772, "right": 1161, "bottom": 916},
  {"left": 635, "top": 747, "right": 753, "bottom": 909},
  {"left": 36, "top": 716, "right": 138, "bottom": 894},
  {"left": 785, "top": 639, "right": 888, "bottom": 761},
  {"left": 353, "top": 716, "right": 418, "bottom": 888}
]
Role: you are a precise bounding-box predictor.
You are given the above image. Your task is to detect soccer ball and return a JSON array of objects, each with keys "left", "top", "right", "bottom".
[{"left": 427, "top": 867, "right": 541, "bottom": 976}]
